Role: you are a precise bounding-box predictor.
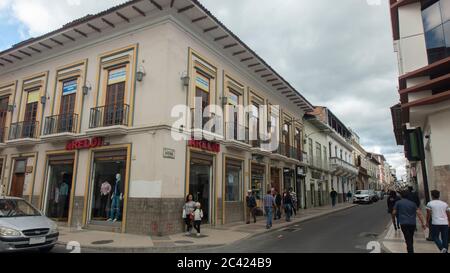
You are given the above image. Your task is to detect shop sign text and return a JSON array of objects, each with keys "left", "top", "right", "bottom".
[
  {"left": 188, "top": 139, "right": 220, "bottom": 153},
  {"left": 66, "top": 137, "right": 105, "bottom": 151}
]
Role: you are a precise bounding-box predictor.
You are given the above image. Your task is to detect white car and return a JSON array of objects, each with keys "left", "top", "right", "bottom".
[
  {"left": 353, "top": 190, "right": 373, "bottom": 204},
  {"left": 0, "top": 197, "right": 59, "bottom": 252}
]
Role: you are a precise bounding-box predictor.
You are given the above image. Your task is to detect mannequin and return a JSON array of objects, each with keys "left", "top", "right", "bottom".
[
  {"left": 58, "top": 173, "right": 69, "bottom": 219},
  {"left": 100, "top": 179, "right": 112, "bottom": 219},
  {"left": 108, "top": 173, "right": 123, "bottom": 222}
]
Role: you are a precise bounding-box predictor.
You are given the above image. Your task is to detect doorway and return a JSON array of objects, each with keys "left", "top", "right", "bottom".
[
  {"left": 310, "top": 183, "right": 316, "bottom": 207},
  {"left": 44, "top": 154, "right": 74, "bottom": 222},
  {"left": 270, "top": 167, "right": 281, "bottom": 193},
  {"left": 10, "top": 159, "right": 26, "bottom": 198},
  {"left": 189, "top": 153, "right": 213, "bottom": 224}
]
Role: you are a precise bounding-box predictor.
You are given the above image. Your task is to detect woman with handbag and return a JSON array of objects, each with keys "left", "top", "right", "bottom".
[{"left": 182, "top": 194, "right": 196, "bottom": 235}]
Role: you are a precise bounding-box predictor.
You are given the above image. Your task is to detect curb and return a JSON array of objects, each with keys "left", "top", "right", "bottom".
[
  {"left": 55, "top": 241, "right": 225, "bottom": 253},
  {"left": 57, "top": 204, "right": 358, "bottom": 253},
  {"left": 379, "top": 223, "right": 394, "bottom": 253}
]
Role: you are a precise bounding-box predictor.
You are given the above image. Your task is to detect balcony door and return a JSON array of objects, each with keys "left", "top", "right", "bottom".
[
  {"left": 104, "top": 76, "right": 125, "bottom": 126},
  {"left": 0, "top": 97, "right": 8, "bottom": 141},
  {"left": 295, "top": 128, "right": 302, "bottom": 160},
  {"left": 23, "top": 89, "right": 39, "bottom": 138},
  {"left": 60, "top": 79, "right": 77, "bottom": 132}
]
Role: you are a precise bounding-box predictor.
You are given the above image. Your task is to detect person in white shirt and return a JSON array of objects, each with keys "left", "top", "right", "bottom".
[
  {"left": 193, "top": 202, "right": 204, "bottom": 237},
  {"left": 426, "top": 190, "right": 450, "bottom": 253}
]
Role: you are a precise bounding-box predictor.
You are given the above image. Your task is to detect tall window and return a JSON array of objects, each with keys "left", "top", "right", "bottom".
[
  {"left": 0, "top": 97, "right": 8, "bottom": 141},
  {"left": 422, "top": 0, "right": 450, "bottom": 63},
  {"left": 104, "top": 67, "right": 126, "bottom": 126},
  {"left": 309, "top": 138, "right": 313, "bottom": 164},
  {"left": 250, "top": 103, "right": 260, "bottom": 146},
  {"left": 323, "top": 146, "right": 328, "bottom": 168},
  {"left": 227, "top": 90, "right": 239, "bottom": 140},
  {"left": 316, "top": 142, "right": 322, "bottom": 168},
  {"left": 195, "top": 71, "right": 211, "bottom": 124},
  {"left": 283, "top": 122, "right": 290, "bottom": 156},
  {"left": 295, "top": 128, "right": 302, "bottom": 160},
  {"left": 225, "top": 161, "right": 242, "bottom": 202}
]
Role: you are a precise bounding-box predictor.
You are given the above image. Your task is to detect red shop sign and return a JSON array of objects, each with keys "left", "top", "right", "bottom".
[
  {"left": 66, "top": 137, "right": 105, "bottom": 151},
  {"left": 188, "top": 139, "right": 220, "bottom": 153}
]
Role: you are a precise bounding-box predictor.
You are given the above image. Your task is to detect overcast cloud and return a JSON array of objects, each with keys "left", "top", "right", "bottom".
[{"left": 0, "top": 0, "right": 406, "bottom": 178}]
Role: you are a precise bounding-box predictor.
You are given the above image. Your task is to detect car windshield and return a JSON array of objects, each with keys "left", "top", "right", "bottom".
[
  {"left": 0, "top": 199, "right": 41, "bottom": 218},
  {"left": 356, "top": 190, "right": 369, "bottom": 195}
]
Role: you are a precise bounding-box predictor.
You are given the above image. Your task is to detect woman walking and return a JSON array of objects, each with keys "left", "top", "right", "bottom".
[
  {"left": 387, "top": 190, "right": 401, "bottom": 230},
  {"left": 182, "top": 194, "right": 196, "bottom": 235}
]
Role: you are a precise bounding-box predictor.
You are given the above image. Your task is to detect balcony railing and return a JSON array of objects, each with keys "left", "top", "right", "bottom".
[
  {"left": 89, "top": 104, "right": 129, "bottom": 129},
  {"left": 225, "top": 122, "right": 249, "bottom": 144},
  {"left": 329, "top": 157, "right": 358, "bottom": 175},
  {"left": 0, "top": 127, "right": 7, "bottom": 143},
  {"left": 44, "top": 113, "right": 78, "bottom": 135},
  {"left": 8, "top": 121, "right": 39, "bottom": 140}
]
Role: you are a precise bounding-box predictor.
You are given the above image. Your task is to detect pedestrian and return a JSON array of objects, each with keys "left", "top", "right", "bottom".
[
  {"left": 263, "top": 190, "right": 276, "bottom": 229},
  {"left": 406, "top": 186, "right": 421, "bottom": 207},
  {"left": 426, "top": 190, "right": 450, "bottom": 253},
  {"left": 387, "top": 190, "right": 401, "bottom": 231},
  {"left": 246, "top": 190, "right": 257, "bottom": 224},
  {"left": 283, "top": 191, "right": 293, "bottom": 222},
  {"left": 289, "top": 187, "right": 298, "bottom": 217},
  {"left": 193, "top": 202, "right": 204, "bottom": 237},
  {"left": 347, "top": 191, "right": 352, "bottom": 203},
  {"left": 275, "top": 191, "right": 282, "bottom": 220},
  {"left": 182, "top": 194, "right": 196, "bottom": 236},
  {"left": 330, "top": 188, "right": 338, "bottom": 207},
  {"left": 392, "top": 190, "right": 427, "bottom": 254}
]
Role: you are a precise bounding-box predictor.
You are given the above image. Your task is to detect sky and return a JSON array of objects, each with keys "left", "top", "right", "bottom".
[{"left": 0, "top": 0, "right": 407, "bottom": 179}]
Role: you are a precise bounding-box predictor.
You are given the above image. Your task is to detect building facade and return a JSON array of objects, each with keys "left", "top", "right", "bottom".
[
  {"left": 390, "top": 0, "right": 450, "bottom": 203},
  {"left": 305, "top": 107, "right": 358, "bottom": 203},
  {"left": 0, "top": 0, "right": 314, "bottom": 235}
]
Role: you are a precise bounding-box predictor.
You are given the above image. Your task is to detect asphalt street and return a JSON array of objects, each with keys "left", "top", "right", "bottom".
[
  {"left": 197, "top": 200, "right": 391, "bottom": 253},
  {"left": 50, "top": 200, "right": 391, "bottom": 253}
]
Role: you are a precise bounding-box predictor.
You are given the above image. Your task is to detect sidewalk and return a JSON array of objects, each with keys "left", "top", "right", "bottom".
[
  {"left": 381, "top": 223, "right": 440, "bottom": 253},
  {"left": 57, "top": 203, "right": 357, "bottom": 253}
]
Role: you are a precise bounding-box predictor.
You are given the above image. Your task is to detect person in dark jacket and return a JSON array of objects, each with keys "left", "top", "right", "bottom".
[
  {"left": 406, "top": 186, "right": 420, "bottom": 207},
  {"left": 274, "top": 191, "right": 282, "bottom": 220},
  {"left": 283, "top": 191, "right": 293, "bottom": 222},
  {"left": 246, "top": 190, "right": 257, "bottom": 224},
  {"left": 330, "top": 188, "right": 338, "bottom": 207},
  {"left": 387, "top": 191, "right": 401, "bottom": 230}
]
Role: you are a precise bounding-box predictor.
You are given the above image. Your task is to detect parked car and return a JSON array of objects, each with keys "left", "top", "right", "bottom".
[
  {"left": 0, "top": 196, "right": 59, "bottom": 252},
  {"left": 353, "top": 190, "right": 372, "bottom": 204}
]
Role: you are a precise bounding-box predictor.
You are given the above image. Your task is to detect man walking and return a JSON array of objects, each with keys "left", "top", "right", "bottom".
[
  {"left": 426, "top": 190, "right": 450, "bottom": 253},
  {"left": 392, "top": 190, "right": 427, "bottom": 254},
  {"left": 330, "top": 188, "right": 338, "bottom": 207},
  {"left": 289, "top": 187, "right": 298, "bottom": 217},
  {"left": 263, "top": 190, "right": 276, "bottom": 229},
  {"left": 246, "top": 190, "right": 257, "bottom": 224}
]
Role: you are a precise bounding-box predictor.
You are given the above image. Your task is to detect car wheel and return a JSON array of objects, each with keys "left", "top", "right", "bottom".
[{"left": 38, "top": 246, "right": 54, "bottom": 253}]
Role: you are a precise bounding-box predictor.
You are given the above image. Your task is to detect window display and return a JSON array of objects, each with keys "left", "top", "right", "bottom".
[
  {"left": 90, "top": 150, "right": 126, "bottom": 223},
  {"left": 45, "top": 160, "right": 73, "bottom": 221},
  {"left": 251, "top": 164, "right": 265, "bottom": 202}
]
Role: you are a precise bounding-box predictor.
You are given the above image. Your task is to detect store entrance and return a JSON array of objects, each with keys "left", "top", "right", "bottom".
[
  {"left": 283, "top": 168, "right": 294, "bottom": 193},
  {"left": 89, "top": 149, "right": 127, "bottom": 224},
  {"left": 44, "top": 155, "right": 74, "bottom": 222},
  {"left": 10, "top": 159, "right": 26, "bottom": 198},
  {"left": 270, "top": 167, "right": 281, "bottom": 193},
  {"left": 189, "top": 153, "right": 213, "bottom": 224}
]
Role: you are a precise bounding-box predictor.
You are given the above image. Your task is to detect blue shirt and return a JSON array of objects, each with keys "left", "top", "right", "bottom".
[
  {"left": 394, "top": 198, "right": 418, "bottom": 225},
  {"left": 263, "top": 194, "right": 275, "bottom": 208}
]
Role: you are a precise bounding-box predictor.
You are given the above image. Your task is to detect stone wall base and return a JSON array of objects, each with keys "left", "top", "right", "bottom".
[{"left": 433, "top": 165, "right": 450, "bottom": 203}]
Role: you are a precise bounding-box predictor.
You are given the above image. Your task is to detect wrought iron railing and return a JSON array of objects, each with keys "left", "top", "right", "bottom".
[
  {"left": 44, "top": 113, "right": 78, "bottom": 135},
  {"left": 8, "top": 121, "right": 39, "bottom": 140},
  {"left": 89, "top": 104, "right": 129, "bottom": 128}
]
